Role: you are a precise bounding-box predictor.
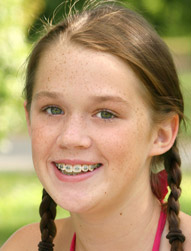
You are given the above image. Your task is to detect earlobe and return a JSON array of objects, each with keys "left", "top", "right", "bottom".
[
  {"left": 24, "top": 101, "right": 31, "bottom": 137},
  {"left": 150, "top": 114, "right": 179, "bottom": 157}
]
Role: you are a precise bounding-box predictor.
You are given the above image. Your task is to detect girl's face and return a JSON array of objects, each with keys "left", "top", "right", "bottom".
[{"left": 26, "top": 42, "right": 158, "bottom": 214}]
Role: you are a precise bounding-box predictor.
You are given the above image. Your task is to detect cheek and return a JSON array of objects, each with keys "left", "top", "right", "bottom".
[
  {"left": 97, "top": 124, "right": 137, "bottom": 165},
  {"left": 97, "top": 121, "right": 151, "bottom": 173},
  {"left": 30, "top": 118, "right": 58, "bottom": 157}
]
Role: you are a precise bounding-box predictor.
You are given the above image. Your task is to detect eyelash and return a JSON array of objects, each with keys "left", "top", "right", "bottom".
[
  {"left": 42, "top": 106, "right": 117, "bottom": 121},
  {"left": 95, "top": 109, "right": 117, "bottom": 121},
  {"left": 42, "top": 106, "right": 64, "bottom": 115}
]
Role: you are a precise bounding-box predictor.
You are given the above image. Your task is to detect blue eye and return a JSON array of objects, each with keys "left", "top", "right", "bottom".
[
  {"left": 45, "top": 106, "right": 64, "bottom": 115},
  {"left": 96, "top": 110, "right": 116, "bottom": 119}
]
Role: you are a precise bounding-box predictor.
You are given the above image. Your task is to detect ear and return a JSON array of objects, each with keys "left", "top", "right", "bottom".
[
  {"left": 149, "top": 114, "right": 179, "bottom": 157},
  {"left": 24, "top": 101, "right": 31, "bottom": 137}
]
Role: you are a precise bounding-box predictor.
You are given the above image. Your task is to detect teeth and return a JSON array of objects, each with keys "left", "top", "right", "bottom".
[
  {"left": 73, "top": 165, "right": 82, "bottom": 173},
  {"left": 81, "top": 165, "right": 89, "bottom": 172},
  {"left": 88, "top": 165, "right": 94, "bottom": 171},
  {"left": 56, "top": 163, "right": 101, "bottom": 174},
  {"left": 65, "top": 165, "right": 73, "bottom": 173},
  {"left": 59, "top": 164, "right": 65, "bottom": 171}
]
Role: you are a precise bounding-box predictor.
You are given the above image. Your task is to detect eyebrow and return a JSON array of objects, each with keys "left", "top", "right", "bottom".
[
  {"left": 90, "top": 95, "right": 129, "bottom": 106},
  {"left": 33, "top": 91, "right": 61, "bottom": 100},
  {"left": 33, "top": 91, "right": 129, "bottom": 106}
]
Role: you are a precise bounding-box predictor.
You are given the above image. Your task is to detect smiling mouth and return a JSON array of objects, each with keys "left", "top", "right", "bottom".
[{"left": 55, "top": 163, "right": 102, "bottom": 175}]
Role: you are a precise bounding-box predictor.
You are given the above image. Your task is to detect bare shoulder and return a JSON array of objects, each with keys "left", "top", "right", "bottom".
[
  {"left": 179, "top": 211, "right": 191, "bottom": 250},
  {"left": 1, "top": 217, "right": 72, "bottom": 251},
  {"left": 1, "top": 222, "right": 40, "bottom": 251}
]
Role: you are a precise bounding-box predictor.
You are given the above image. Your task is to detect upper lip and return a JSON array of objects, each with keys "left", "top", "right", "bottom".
[{"left": 53, "top": 159, "right": 102, "bottom": 165}]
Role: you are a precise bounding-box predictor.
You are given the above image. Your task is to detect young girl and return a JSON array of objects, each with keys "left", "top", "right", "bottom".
[{"left": 2, "top": 1, "right": 191, "bottom": 250}]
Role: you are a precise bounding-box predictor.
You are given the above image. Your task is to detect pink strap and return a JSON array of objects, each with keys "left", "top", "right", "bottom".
[
  {"left": 152, "top": 210, "right": 167, "bottom": 251},
  {"left": 70, "top": 232, "right": 76, "bottom": 251},
  {"left": 70, "top": 210, "right": 166, "bottom": 251}
]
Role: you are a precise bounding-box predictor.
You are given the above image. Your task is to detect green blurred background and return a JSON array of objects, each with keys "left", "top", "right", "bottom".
[{"left": 0, "top": 0, "right": 191, "bottom": 247}]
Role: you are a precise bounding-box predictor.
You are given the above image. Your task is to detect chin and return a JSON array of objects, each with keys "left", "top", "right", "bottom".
[
  {"left": 47, "top": 189, "right": 95, "bottom": 214},
  {"left": 58, "top": 200, "right": 95, "bottom": 215}
]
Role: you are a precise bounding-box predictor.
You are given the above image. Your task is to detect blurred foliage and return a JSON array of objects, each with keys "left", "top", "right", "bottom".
[
  {"left": 0, "top": 0, "right": 44, "bottom": 139},
  {"left": 179, "top": 72, "right": 191, "bottom": 137},
  {"left": 0, "top": 0, "right": 191, "bottom": 140},
  {"left": 124, "top": 0, "right": 191, "bottom": 36},
  {"left": 28, "top": 0, "right": 191, "bottom": 41},
  {"left": 27, "top": 0, "right": 86, "bottom": 42}
]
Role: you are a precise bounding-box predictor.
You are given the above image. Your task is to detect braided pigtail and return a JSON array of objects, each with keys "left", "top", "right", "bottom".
[
  {"left": 164, "top": 141, "right": 185, "bottom": 251},
  {"left": 38, "top": 189, "right": 57, "bottom": 251}
]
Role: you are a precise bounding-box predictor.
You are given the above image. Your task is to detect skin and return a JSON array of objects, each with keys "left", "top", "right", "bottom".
[
  {"left": 27, "top": 42, "right": 162, "bottom": 215},
  {"left": 2, "top": 41, "right": 191, "bottom": 251}
]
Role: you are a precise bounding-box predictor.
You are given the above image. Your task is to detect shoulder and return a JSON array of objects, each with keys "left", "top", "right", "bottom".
[
  {"left": 1, "top": 217, "right": 72, "bottom": 251},
  {"left": 159, "top": 210, "right": 191, "bottom": 251},
  {"left": 1, "top": 222, "right": 40, "bottom": 251},
  {"left": 179, "top": 211, "right": 191, "bottom": 250}
]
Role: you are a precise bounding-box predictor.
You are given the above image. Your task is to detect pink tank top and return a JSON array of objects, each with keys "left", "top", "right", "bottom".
[{"left": 70, "top": 209, "right": 166, "bottom": 251}]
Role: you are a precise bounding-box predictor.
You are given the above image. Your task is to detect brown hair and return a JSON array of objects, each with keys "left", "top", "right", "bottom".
[{"left": 24, "top": 1, "right": 185, "bottom": 250}]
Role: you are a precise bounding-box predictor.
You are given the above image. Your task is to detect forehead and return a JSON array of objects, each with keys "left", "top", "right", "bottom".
[{"left": 33, "top": 42, "right": 147, "bottom": 104}]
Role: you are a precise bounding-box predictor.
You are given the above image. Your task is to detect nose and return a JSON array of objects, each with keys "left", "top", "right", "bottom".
[{"left": 57, "top": 115, "right": 92, "bottom": 149}]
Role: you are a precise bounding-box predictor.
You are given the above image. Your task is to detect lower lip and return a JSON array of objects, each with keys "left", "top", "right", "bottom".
[{"left": 52, "top": 163, "right": 102, "bottom": 182}]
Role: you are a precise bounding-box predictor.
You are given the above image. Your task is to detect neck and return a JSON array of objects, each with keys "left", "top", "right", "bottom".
[{"left": 70, "top": 180, "right": 161, "bottom": 251}]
